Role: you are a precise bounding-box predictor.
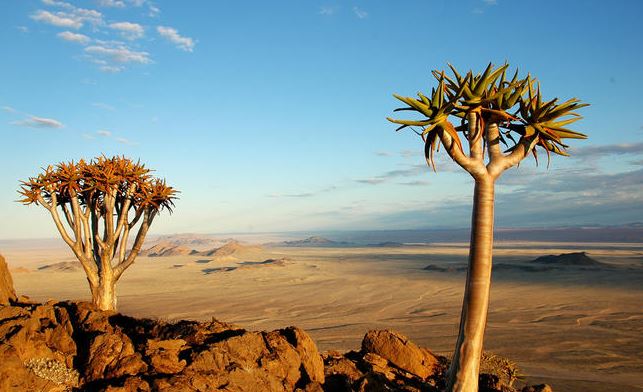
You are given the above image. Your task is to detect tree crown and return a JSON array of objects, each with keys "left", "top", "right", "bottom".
[
  {"left": 388, "top": 63, "right": 588, "bottom": 170},
  {"left": 19, "top": 155, "right": 177, "bottom": 212}
]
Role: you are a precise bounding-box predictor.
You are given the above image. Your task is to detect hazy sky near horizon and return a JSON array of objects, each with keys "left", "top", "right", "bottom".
[{"left": 1, "top": 0, "right": 642, "bottom": 239}]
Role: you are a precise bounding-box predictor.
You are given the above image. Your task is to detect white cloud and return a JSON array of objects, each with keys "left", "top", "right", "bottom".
[
  {"left": 85, "top": 43, "right": 151, "bottom": 64},
  {"left": 99, "top": 65, "right": 123, "bottom": 72},
  {"left": 109, "top": 21, "right": 144, "bottom": 40},
  {"left": 31, "top": 5, "right": 103, "bottom": 29},
  {"left": 41, "top": 0, "right": 74, "bottom": 10},
  {"left": 2, "top": 106, "right": 17, "bottom": 113},
  {"left": 16, "top": 26, "right": 30, "bottom": 33},
  {"left": 319, "top": 6, "right": 336, "bottom": 16},
  {"left": 353, "top": 6, "right": 368, "bottom": 19},
  {"left": 147, "top": 4, "right": 160, "bottom": 17},
  {"left": 57, "top": 31, "right": 90, "bottom": 44},
  {"left": 97, "top": 130, "right": 112, "bottom": 136},
  {"left": 157, "top": 26, "right": 195, "bottom": 52},
  {"left": 98, "top": 0, "right": 126, "bottom": 8},
  {"left": 31, "top": 10, "right": 82, "bottom": 29},
  {"left": 12, "top": 116, "right": 64, "bottom": 129},
  {"left": 483, "top": 0, "right": 498, "bottom": 5},
  {"left": 116, "top": 137, "right": 133, "bottom": 144}
]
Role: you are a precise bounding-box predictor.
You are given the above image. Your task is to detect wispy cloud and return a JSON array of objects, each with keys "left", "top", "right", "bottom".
[
  {"left": 98, "top": 0, "right": 126, "bottom": 8},
  {"left": 85, "top": 42, "right": 151, "bottom": 68},
  {"left": 268, "top": 185, "right": 337, "bottom": 198},
  {"left": 12, "top": 115, "right": 64, "bottom": 129},
  {"left": 398, "top": 180, "right": 430, "bottom": 186},
  {"left": 31, "top": 10, "right": 82, "bottom": 28},
  {"left": 157, "top": 26, "right": 195, "bottom": 52},
  {"left": 57, "top": 30, "right": 90, "bottom": 44},
  {"left": 115, "top": 137, "right": 134, "bottom": 145},
  {"left": 572, "top": 142, "right": 643, "bottom": 159},
  {"left": 91, "top": 102, "right": 115, "bottom": 111},
  {"left": 375, "top": 151, "right": 392, "bottom": 157},
  {"left": 2, "top": 106, "right": 17, "bottom": 113},
  {"left": 32, "top": 2, "right": 103, "bottom": 29},
  {"left": 41, "top": 0, "right": 75, "bottom": 10},
  {"left": 352, "top": 6, "right": 368, "bottom": 19},
  {"left": 319, "top": 6, "right": 336, "bottom": 16},
  {"left": 97, "top": 130, "right": 112, "bottom": 137},
  {"left": 109, "top": 21, "right": 144, "bottom": 40},
  {"left": 482, "top": 0, "right": 498, "bottom": 5},
  {"left": 356, "top": 164, "right": 427, "bottom": 185}
]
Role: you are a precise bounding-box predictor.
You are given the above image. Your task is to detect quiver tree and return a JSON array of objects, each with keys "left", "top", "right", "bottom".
[
  {"left": 388, "top": 63, "right": 588, "bottom": 392},
  {"left": 19, "top": 156, "right": 177, "bottom": 311}
]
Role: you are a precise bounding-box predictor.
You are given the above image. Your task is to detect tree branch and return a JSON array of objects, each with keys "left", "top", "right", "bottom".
[
  {"left": 438, "top": 123, "right": 486, "bottom": 178},
  {"left": 485, "top": 122, "right": 502, "bottom": 163},
  {"left": 43, "top": 192, "right": 76, "bottom": 249},
  {"left": 488, "top": 135, "right": 537, "bottom": 178},
  {"left": 114, "top": 208, "right": 156, "bottom": 280},
  {"left": 467, "top": 111, "right": 484, "bottom": 162}
]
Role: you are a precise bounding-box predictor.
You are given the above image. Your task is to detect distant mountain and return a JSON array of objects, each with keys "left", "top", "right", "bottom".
[
  {"left": 150, "top": 234, "right": 233, "bottom": 250},
  {"left": 140, "top": 243, "right": 196, "bottom": 257},
  {"left": 368, "top": 241, "right": 405, "bottom": 247},
  {"left": 269, "top": 236, "right": 353, "bottom": 248},
  {"left": 531, "top": 252, "right": 604, "bottom": 266},
  {"left": 195, "top": 241, "right": 261, "bottom": 257}
]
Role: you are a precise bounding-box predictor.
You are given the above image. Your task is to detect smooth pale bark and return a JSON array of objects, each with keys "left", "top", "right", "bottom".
[
  {"left": 90, "top": 272, "right": 117, "bottom": 311},
  {"left": 446, "top": 176, "right": 495, "bottom": 391}
]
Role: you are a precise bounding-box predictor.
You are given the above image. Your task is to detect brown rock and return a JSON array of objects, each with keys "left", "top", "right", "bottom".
[
  {"left": 361, "top": 330, "right": 438, "bottom": 379},
  {"left": 85, "top": 332, "right": 147, "bottom": 381},
  {"left": 280, "top": 326, "right": 325, "bottom": 384},
  {"left": 102, "top": 376, "right": 151, "bottom": 392},
  {"left": 522, "top": 384, "right": 554, "bottom": 392},
  {"left": 146, "top": 338, "right": 187, "bottom": 374},
  {"left": 0, "top": 254, "right": 17, "bottom": 305}
]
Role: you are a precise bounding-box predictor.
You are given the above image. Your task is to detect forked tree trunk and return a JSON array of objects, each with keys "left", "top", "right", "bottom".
[
  {"left": 447, "top": 176, "right": 495, "bottom": 391},
  {"left": 90, "top": 273, "right": 117, "bottom": 311}
]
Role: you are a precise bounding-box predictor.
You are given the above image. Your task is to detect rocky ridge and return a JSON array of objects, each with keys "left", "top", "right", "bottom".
[{"left": 0, "top": 299, "right": 552, "bottom": 392}]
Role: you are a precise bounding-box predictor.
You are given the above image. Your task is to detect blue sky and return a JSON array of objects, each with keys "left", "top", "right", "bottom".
[{"left": 1, "top": 0, "right": 642, "bottom": 239}]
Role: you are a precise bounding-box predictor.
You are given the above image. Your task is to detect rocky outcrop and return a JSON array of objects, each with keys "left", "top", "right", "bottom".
[
  {"left": 0, "top": 301, "right": 324, "bottom": 391},
  {"left": 361, "top": 329, "right": 439, "bottom": 379},
  {"left": 0, "top": 299, "right": 554, "bottom": 392},
  {"left": 0, "top": 254, "right": 17, "bottom": 305}
]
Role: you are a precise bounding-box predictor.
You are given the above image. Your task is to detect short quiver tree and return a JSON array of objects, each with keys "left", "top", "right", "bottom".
[
  {"left": 19, "top": 156, "right": 177, "bottom": 311},
  {"left": 388, "top": 63, "right": 588, "bottom": 392}
]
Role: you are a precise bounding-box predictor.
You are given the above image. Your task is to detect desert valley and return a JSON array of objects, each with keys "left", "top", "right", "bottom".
[{"left": 3, "top": 229, "right": 642, "bottom": 391}]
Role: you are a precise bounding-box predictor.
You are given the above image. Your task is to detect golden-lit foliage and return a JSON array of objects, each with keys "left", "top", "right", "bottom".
[
  {"left": 388, "top": 63, "right": 588, "bottom": 169},
  {"left": 18, "top": 155, "right": 177, "bottom": 212},
  {"left": 17, "top": 156, "right": 178, "bottom": 310}
]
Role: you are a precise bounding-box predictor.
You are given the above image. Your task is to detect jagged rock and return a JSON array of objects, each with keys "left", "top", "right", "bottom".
[
  {"left": 145, "top": 338, "right": 186, "bottom": 374},
  {"left": 522, "top": 384, "right": 554, "bottom": 392},
  {"left": 85, "top": 332, "right": 148, "bottom": 381},
  {"left": 0, "top": 300, "right": 554, "bottom": 392},
  {"left": 280, "top": 326, "right": 325, "bottom": 384},
  {"left": 361, "top": 329, "right": 439, "bottom": 379},
  {"left": 0, "top": 254, "right": 17, "bottom": 305}
]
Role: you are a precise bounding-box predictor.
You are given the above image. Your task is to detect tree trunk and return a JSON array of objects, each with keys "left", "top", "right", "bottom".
[
  {"left": 446, "top": 176, "right": 495, "bottom": 392},
  {"left": 90, "top": 273, "right": 117, "bottom": 311}
]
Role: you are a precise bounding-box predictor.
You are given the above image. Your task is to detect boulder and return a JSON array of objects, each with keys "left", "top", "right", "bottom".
[
  {"left": 361, "top": 330, "right": 439, "bottom": 379},
  {"left": 145, "top": 338, "right": 186, "bottom": 374},
  {"left": 0, "top": 254, "right": 17, "bottom": 305}
]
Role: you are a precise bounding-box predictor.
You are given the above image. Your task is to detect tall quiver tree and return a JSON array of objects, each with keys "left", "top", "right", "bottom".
[
  {"left": 19, "top": 156, "right": 177, "bottom": 311},
  {"left": 388, "top": 63, "right": 588, "bottom": 391}
]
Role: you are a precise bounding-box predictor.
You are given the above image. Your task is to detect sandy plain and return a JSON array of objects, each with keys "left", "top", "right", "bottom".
[{"left": 2, "top": 238, "right": 642, "bottom": 392}]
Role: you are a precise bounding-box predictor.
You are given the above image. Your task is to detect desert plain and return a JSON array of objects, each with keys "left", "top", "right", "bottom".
[{"left": 2, "top": 234, "right": 642, "bottom": 392}]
